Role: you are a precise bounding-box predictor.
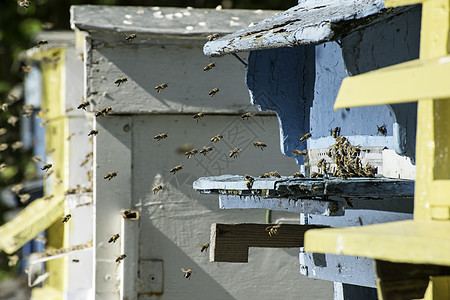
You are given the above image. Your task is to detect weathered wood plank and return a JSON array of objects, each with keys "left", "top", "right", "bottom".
[{"left": 210, "top": 223, "right": 327, "bottom": 263}]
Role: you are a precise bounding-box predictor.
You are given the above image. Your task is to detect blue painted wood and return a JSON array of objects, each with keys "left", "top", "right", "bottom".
[{"left": 245, "top": 46, "right": 315, "bottom": 164}]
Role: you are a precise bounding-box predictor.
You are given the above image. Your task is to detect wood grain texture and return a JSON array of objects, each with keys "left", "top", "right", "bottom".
[{"left": 210, "top": 223, "right": 327, "bottom": 262}]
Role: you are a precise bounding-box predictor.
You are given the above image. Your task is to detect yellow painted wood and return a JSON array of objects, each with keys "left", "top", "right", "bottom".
[
  {"left": 31, "top": 286, "right": 62, "bottom": 300},
  {"left": 423, "top": 276, "right": 450, "bottom": 299},
  {"left": 334, "top": 57, "right": 450, "bottom": 109},
  {"left": 385, "top": 0, "right": 424, "bottom": 8},
  {"left": 304, "top": 220, "right": 450, "bottom": 266}
]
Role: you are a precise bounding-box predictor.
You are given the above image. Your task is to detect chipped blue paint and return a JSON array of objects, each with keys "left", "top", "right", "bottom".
[{"left": 246, "top": 46, "right": 315, "bottom": 165}]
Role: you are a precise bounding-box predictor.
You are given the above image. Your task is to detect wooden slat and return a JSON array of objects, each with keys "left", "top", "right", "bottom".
[{"left": 210, "top": 223, "right": 327, "bottom": 263}]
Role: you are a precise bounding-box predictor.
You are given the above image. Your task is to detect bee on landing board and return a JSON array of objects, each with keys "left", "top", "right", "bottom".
[
  {"left": 268, "top": 171, "right": 281, "bottom": 178},
  {"left": 114, "top": 77, "right": 127, "bottom": 87},
  {"left": 152, "top": 185, "right": 163, "bottom": 194},
  {"left": 170, "top": 165, "right": 182, "bottom": 174},
  {"left": 104, "top": 172, "right": 118, "bottom": 181},
  {"left": 299, "top": 133, "right": 312, "bottom": 142},
  {"left": 229, "top": 147, "right": 240, "bottom": 159},
  {"left": 207, "top": 33, "right": 219, "bottom": 41},
  {"left": 125, "top": 33, "right": 137, "bottom": 42},
  {"left": 253, "top": 142, "right": 267, "bottom": 150},
  {"left": 108, "top": 234, "right": 120, "bottom": 243},
  {"left": 203, "top": 63, "right": 215, "bottom": 71},
  {"left": 154, "top": 83, "right": 168, "bottom": 93},
  {"left": 208, "top": 88, "right": 219, "bottom": 97},
  {"left": 293, "top": 172, "right": 304, "bottom": 178},
  {"left": 19, "top": 1, "right": 31, "bottom": 8},
  {"left": 36, "top": 40, "right": 48, "bottom": 47}
]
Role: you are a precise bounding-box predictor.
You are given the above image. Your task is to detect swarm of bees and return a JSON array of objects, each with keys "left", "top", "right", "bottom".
[
  {"left": 114, "top": 77, "right": 128, "bottom": 87},
  {"left": 203, "top": 63, "right": 215, "bottom": 71},
  {"left": 229, "top": 147, "right": 240, "bottom": 159},
  {"left": 116, "top": 254, "right": 126, "bottom": 263},
  {"left": 199, "top": 146, "right": 213, "bottom": 155},
  {"left": 154, "top": 133, "right": 168, "bottom": 141},
  {"left": 62, "top": 214, "right": 71, "bottom": 223},
  {"left": 152, "top": 185, "right": 163, "bottom": 194},
  {"left": 154, "top": 83, "right": 168, "bottom": 93},
  {"left": 170, "top": 165, "right": 183, "bottom": 174},
  {"left": 104, "top": 172, "right": 118, "bottom": 180},
  {"left": 253, "top": 142, "right": 267, "bottom": 150},
  {"left": 208, "top": 88, "right": 219, "bottom": 97},
  {"left": 193, "top": 112, "right": 204, "bottom": 123},
  {"left": 126, "top": 33, "right": 137, "bottom": 42},
  {"left": 181, "top": 268, "right": 192, "bottom": 279},
  {"left": 265, "top": 225, "right": 280, "bottom": 237},
  {"left": 95, "top": 106, "right": 112, "bottom": 117},
  {"left": 108, "top": 234, "right": 120, "bottom": 243}
]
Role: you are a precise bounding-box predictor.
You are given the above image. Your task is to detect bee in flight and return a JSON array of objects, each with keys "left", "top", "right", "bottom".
[
  {"left": 181, "top": 268, "right": 192, "bottom": 279},
  {"left": 154, "top": 133, "right": 168, "bottom": 141},
  {"left": 72, "top": 259, "right": 80, "bottom": 263},
  {"left": 66, "top": 133, "right": 75, "bottom": 141},
  {"left": 200, "top": 243, "right": 209, "bottom": 252},
  {"left": 299, "top": 133, "right": 312, "bottom": 142},
  {"left": 41, "top": 163, "right": 52, "bottom": 171},
  {"left": 203, "top": 63, "right": 215, "bottom": 71},
  {"left": 19, "top": 193, "right": 30, "bottom": 204},
  {"left": 241, "top": 112, "right": 253, "bottom": 120},
  {"left": 170, "top": 165, "right": 182, "bottom": 174},
  {"left": 122, "top": 209, "right": 139, "bottom": 220},
  {"left": 1, "top": 104, "right": 8, "bottom": 111},
  {"left": 229, "top": 147, "right": 240, "bottom": 159},
  {"left": 77, "top": 100, "right": 90, "bottom": 110},
  {"left": 108, "top": 234, "right": 120, "bottom": 243},
  {"left": 154, "top": 83, "right": 168, "bottom": 93},
  {"left": 193, "top": 112, "right": 204, "bottom": 123},
  {"left": 62, "top": 214, "right": 72, "bottom": 223},
  {"left": 22, "top": 65, "right": 32, "bottom": 73},
  {"left": 210, "top": 134, "right": 223, "bottom": 143},
  {"left": 125, "top": 33, "right": 137, "bottom": 42},
  {"left": 199, "top": 146, "right": 213, "bottom": 155},
  {"left": 104, "top": 172, "right": 118, "bottom": 180},
  {"left": 114, "top": 77, "right": 128, "bottom": 87},
  {"left": 292, "top": 150, "right": 307, "bottom": 156},
  {"left": 253, "top": 142, "right": 267, "bottom": 150},
  {"left": 88, "top": 130, "right": 98, "bottom": 136},
  {"left": 116, "top": 254, "right": 126, "bottom": 263},
  {"left": 95, "top": 106, "right": 112, "bottom": 117},
  {"left": 207, "top": 33, "right": 219, "bottom": 41},
  {"left": 19, "top": 0, "right": 31, "bottom": 8},
  {"left": 43, "top": 194, "right": 54, "bottom": 201},
  {"left": 377, "top": 124, "right": 387, "bottom": 136},
  {"left": 185, "top": 149, "right": 198, "bottom": 159},
  {"left": 11, "top": 141, "right": 23, "bottom": 151},
  {"left": 208, "top": 88, "right": 219, "bottom": 97},
  {"left": 265, "top": 225, "right": 280, "bottom": 237},
  {"left": 36, "top": 40, "right": 48, "bottom": 47},
  {"left": 152, "top": 185, "right": 163, "bottom": 194}
]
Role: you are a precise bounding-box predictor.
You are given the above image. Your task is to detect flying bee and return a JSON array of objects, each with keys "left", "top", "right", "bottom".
[
  {"left": 193, "top": 112, "right": 204, "bottom": 123},
  {"left": 96, "top": 106, "right": 113, "bottom": 117},
  {"left": 125, "top": 33, "right": 137, "bottom": 42},
  {"left": 22, "top": 65, "right": 32, "bottom": 73},
  {"left": 65, "top": 188, "right": 77, "bottom": 195},
  {"left": 203, "top": 62, "right": 215, "bottom": 71},
  {"left": 80, "top": 158, "right": 89, "bottom": 167},
  {"left": 259, "top": 173, "right": 270, "bottom": 178},
  {"left": 207, "top": 33, "right": 219, "bottom": 41},
  {"left": 22, "top": 110, "right": 32, "bottom": 118},
  {"left": 200, "top": 243, "right": 209, "bottom": 252},
  {"left": 39, "top": 119, "right": 49, "bottom": 127},
  {"left": 210, "top": 134, "right": 223, "bottom": 143},
  {"left": 253, "top": 142, "right": 267, "bottom": 150},
  {"left": 36, "top": 40, "right": 48, "bottom": 47},
  {"left": 181, "top": 268, "right": 192, "bottom": 279},
  {"left": 269, "top": 171, "right": 281, "bottom": 178},
  {"left": 108, "top": 234, "right": 120, "bottom": 243},
  {"left": 154, "top": 133, "right": 168, "bottom": 141},
  {"left": 0, "top": 128, "right": 7, "bottom": 135},
  {"left": 43, "top": 169, "right": 54, "bottom": 179},
  {"left": 229, "top": 147, "right": 240, "bottom": 158},
  {"left": 265, "top": 225, "right": 280, "bottom": 237},
  {"left": 240, "top": 112, "right": 253, "bottom": 120},
  {"left": 154, "top": 83, "right": 168, "bottom": 93},
  {"left": 0, "top": 163, "right": 7, "bottom": 172},
  {"left": 377, "top": 124, "right": 387, "bottom": 136},
  {"left": 18, "top": 0, "right": 31, "bottom": 8},
  {"left": 19, "top": 193, "right": 30, "bottom": 204},
  {"left": 8, "top": 116, "right": 19, "bottom": 126},
  {"left": 43, "top": 195, "right": 54, "bottom": 201},
  {"left": 88, "top": 130, "right": 98, "bottom": 136},
  {"left": 170, "top": 165, "right": 182, "bottom": 174},
  {"left": 72, "top": 259, "right": 80, "bottom": 263},
  {"left": 122, "top": 209, "right": 139, "bottom": 220},
  {"left": 199, "top": 146, "right": 213, "bottom": 155},
  {"left": 292, "top": 150, "right": 308, "bottom": 156},
  {"left": 0, "top": 143, "right": 8, "bottom": 151},
  {"left": 332, "top": 127, "right": 341, "bottom": 138},
  {"left": 41, "top": 163, "right": 52, "bottom": 171},
  {"left": 62, "top": 214, "right": 71, "bottom": 223},
  {"left": 2, "top": 103, "right": 8, "bottom": 111},
  {"left": 185, "top": 149, "right": 198, "bottom": 159},
  {"left": 114, "top": 77, "right": 128, "bottom": 87},
  {"left": 11, "top": 184, "right": 24, "bottom": 194},
  {"left": 300, "top": 133, "right": 312, "bottom": 142},
  {"left": 152, "top": 185, "right": 163, "bottom": 194},
  {"left": 11, "top": 141, "right": 23, "bottom": 151},
  {"left": 66, "top": 133, "right": 75, "bottom": 141},
  {"left": 77, "top": 100, "right": 90, "bottom": 110},
  {"left": 293, "top": 172, "right": 304, "bottom": 178},
  {"left": 208, "top": 88, "right": 219, "bottom": 97},
  {"left": 116, "top": 254, "right": 126, "bottom": 263},
  {"left": 104, "top": 172, "right": 118, "bottom": 180}
]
